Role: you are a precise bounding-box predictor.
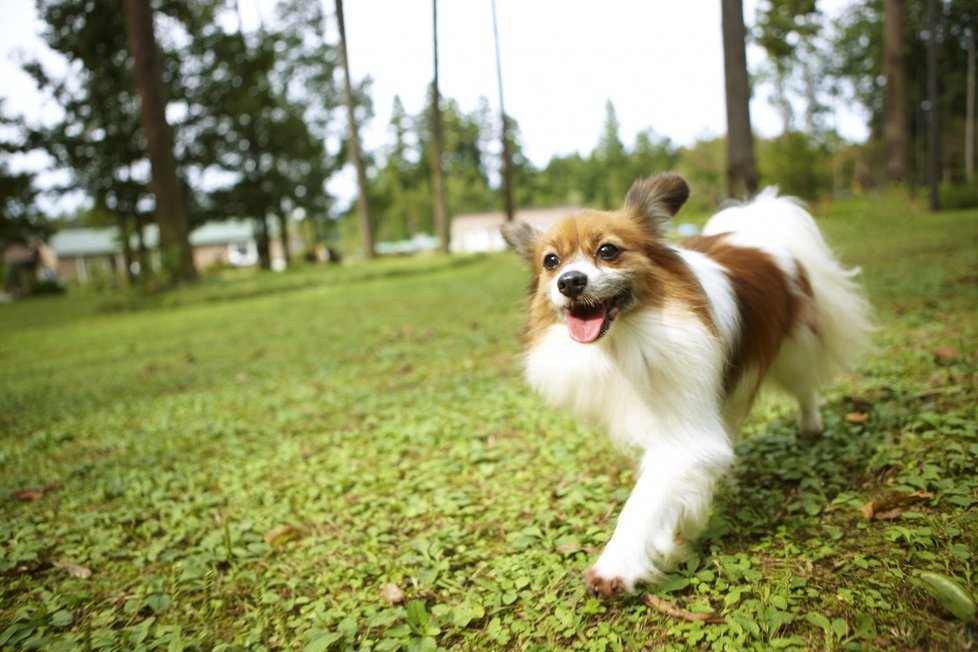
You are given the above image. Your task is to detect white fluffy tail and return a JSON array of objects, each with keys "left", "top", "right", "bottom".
[{"left": 703, "top": 190, "right": 873, "bottom": 388}]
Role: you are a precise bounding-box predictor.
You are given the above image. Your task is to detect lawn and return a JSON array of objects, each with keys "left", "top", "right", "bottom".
[{"left": 1, "top": 196, "right": 976, "bottom": 650}]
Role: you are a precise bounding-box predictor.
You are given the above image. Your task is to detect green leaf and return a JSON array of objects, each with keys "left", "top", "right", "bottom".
[
  {"left": 723, "top": 588, "right": 743, "bottom": 607},
  {"left": 146, "top": 593, "right": 171, "bottom": 614},
  {"left": 805, "top": 612, "right": 831, "bottom": 631},
  {"left": 656, "top": 575, "right": 691, "bottom": 594},
  {"left": 405, "top": 600, "right": 429, "bottom": 631},
  {"left": 854, "top": 612, "right": 878, "bottom": 640},
  {"left": 919, "top": 572, "right": 978, "bottom": 621},
  {"left": 452, "top": 599, "right": 485, "bottom": 628},
  {"left": 50, "top": 609, "right": 74, "bottom": 628},
  {"left": 0, "top": 624, "right": 33, "bottom": 647},
  {"left": 950, "top": 543, "right": 972, "bottom": 560},
  {"left": 303, "top": 631, "right": 342, "bottom": 652},
  {"left": 831, "top": 617, "right": 848, "bottom": 638}
]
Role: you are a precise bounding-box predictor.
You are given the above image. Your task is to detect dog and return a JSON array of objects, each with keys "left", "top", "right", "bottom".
[{"left": 502, "top": 173, "right": 872, "bottom": 598}]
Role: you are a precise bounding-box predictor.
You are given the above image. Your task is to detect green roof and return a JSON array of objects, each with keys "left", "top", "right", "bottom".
[{"left": 49, "top": 221, "right": 260, "bottom": 256}]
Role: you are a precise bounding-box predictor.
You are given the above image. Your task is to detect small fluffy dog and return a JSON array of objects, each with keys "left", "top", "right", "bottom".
[{"left": 502, "top": 173, "right": 871, "bottom": 598}]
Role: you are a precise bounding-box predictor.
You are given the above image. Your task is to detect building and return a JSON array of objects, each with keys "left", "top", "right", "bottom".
[
  {"left": 48, "top": 228, "right": 131, "bottom": 284},
  {"left": 449, "top": 206, "right": 576, "bottom": 254},
  {"left": 187, "top": 221, "right": 260, "bottom": 269},
  {"left": 47, "top": 220, "right": 298, "bottom": 284}
]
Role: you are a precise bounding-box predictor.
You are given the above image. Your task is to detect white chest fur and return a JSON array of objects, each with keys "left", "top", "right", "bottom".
[{"left": 524, "top": 305, "right": 727, "bottom": 450}]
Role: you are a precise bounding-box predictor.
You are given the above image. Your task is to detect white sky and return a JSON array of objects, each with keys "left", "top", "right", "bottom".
[{"left": 0, "top": 0, "right": 867, "bottom": 211}]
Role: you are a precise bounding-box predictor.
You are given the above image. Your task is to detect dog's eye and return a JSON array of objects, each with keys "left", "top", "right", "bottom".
[
  {"left": 543, "top": 253, "right": 560, "bottom": 270},
  {"left": 596, "top": 243, "right": 621, "bottom": 261}
]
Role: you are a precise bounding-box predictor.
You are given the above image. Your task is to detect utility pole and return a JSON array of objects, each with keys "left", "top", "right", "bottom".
[
  {"left": 430, "top": 0, "right": 449, "bottom": 253},
  {"left": 491, "top": 0, "right": 515, "bottom": 222}
]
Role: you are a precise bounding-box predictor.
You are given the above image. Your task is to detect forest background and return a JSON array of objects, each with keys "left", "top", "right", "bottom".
[{"left": 1, "top": 0, "right": 976, "bottom": 277}]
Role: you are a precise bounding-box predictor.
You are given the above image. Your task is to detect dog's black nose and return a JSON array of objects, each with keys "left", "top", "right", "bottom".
[{"left": 557, "top": 270, "right": 588, "bottom": 298}]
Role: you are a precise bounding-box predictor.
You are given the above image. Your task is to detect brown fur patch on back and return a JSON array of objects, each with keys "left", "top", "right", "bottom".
[{"left": 683, "top": 234, "right": 813, "bottom": 395}]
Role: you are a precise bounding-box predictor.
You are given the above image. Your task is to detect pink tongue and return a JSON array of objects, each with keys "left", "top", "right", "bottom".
[{"left": 567, "top": 304, "right": 607, "bottom": 343}]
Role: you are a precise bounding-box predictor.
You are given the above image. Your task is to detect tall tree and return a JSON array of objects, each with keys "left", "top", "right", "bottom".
[
  {"left": 594, "top": 100, "right": 630, "bottom": 208},
  {"left": 373, "top": 96, "right": 418, "bottom": 241},
  {"left": 926, "top": 0, "right": 940, "bottom": 210},
  {"left": 334, "top": 0, "right": 375, "bottom": 259},
  {"left": 955, "top": 0, "right": 978, "bottom": 182},
  {"left": 968, "top": 29, "right": 976, "bottom": 181},
  {"left": 755, "top": 0, "right": 824, "bottom": 136},
  {"left": 834, "top": 0, "right": 977, "bottom": 189},
  {"left": 491, "top": 0, "right": 515, "bottom": 222},
  {"left": 27, "top": 0, "right": 159, "bottom": 283},
  {"left": 721, "top": 0, "right": 759, "bottom": 199},
  {"left": 0, "top": 109, "right": 43, "bottom": 246},
  {"left": 369, "top": 93, "right": 496, "bottom": 238},
  {"left": 122, "top": 0, "right": 196, "bottom": 283},
  {"left": 884, "top": 0, "right": 908, "bottom": 182},
  {"left": 430, "top": 0, "right": 449, "bottom": 252}
]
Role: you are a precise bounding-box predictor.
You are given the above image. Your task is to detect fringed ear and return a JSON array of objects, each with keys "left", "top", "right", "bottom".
[
  {"left": 501, "top": 220, "right": 541, "bottom": 262},
  {"left": 624, "top": 173, "right": 690, "bottom": 234}
]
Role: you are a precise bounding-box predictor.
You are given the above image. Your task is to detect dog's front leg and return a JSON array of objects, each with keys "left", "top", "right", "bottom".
[{"left": 586, "top": 436, "right": 732, "bottom": 598}]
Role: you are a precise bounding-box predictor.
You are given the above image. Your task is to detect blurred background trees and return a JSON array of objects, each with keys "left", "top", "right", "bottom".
[{"left": 1, "top": 0, "right": 976, "bottom": 281}]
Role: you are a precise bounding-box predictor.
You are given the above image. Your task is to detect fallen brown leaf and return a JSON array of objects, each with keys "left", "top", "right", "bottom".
[
  {"left": 11, "top": 482, "right": 60, "bottom": 501},
  {"left": 873, "top": 508, "right": 905, "bottom": 521},
  {"left": 933, "top": 346, "right": 963, "bottom": 365},
  {"left": 845, "top": 412, "right": 868, "bottom": 424},
  {"left": 642, "top": 595, "right": 722, "bottom": 623},
  {"left": 859, "top": 491, "right": 934, "bottom": 520},
  {"left": 12, "top": 488, "right": 45, "bottom": 501},
  {"left": 380, "top": 582, "right": 405, "bottom": 605},
  {"left": 263, "top": 524, "right": 307, "bottom": 547},
  {"left": 54, "top": 561, "right": 92, "bottom": 579}
]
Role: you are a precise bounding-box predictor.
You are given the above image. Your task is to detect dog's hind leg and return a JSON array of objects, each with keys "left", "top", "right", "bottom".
[{"left": 770, "top": 329, "right": 825, "bottom": 438}]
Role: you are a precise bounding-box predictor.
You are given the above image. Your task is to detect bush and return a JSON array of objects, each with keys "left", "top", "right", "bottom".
[
  {"left": 28, "top": 279, "right": 65, "bottom": 296},
  {"left": 757, "top": 131, "right": 833, "bottom": 201},
  {"left": 940, "top": 182, "right": 978, "bottom": 210}
]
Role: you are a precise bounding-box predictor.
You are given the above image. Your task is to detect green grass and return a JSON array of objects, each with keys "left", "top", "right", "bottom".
[{"left": 1, "top": 197, "right": 977, "bottom": 650}]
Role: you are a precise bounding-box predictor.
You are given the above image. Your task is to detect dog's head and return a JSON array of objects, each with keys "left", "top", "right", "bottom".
[{"left": 503, "top": 173, "right": 690, "bottom": 344}]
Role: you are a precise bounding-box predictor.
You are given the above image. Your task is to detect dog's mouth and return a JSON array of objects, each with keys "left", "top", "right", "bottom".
[{"left": 566, "top": 291, "right": 630, "bottom": 344}]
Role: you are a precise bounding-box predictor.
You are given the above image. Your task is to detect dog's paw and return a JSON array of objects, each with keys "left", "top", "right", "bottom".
[{"left": 585, "top": 567, "right": 631, "bottom": 599}]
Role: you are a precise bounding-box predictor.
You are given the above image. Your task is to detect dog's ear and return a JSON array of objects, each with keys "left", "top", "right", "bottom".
[
  {"left": 501, "top": 220, "right": 541, "bottom": 262},
  {"left": 624, "top": 173, "right": 690, "bottom": 234}
]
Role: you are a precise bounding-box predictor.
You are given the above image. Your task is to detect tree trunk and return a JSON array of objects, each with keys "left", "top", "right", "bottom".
[
  {"left": 720, "top": 0, "right": 759, "bottom": 200},
  {"left": 122, "top": 0, "right": 197, "bottom": 283},
  {"left": 884, "top": 0, "right": 908, "bottom": 183},
  {"left": 927, "top": 0, "right": 940, "bottom": 211},
  {"left": 966, "top": 30, "right": 975, "bottom": 183},
  {"left": 254, "top": 191, "right": 271, "bottom": 270},
  {"left": 117, "top": 212, "right": 136, "bottom": 284},
  {"left": 278, "top": 200, "right": 291, "bottom": 265},
  {"left": 335, "top": 0, "right": 375, "bottom": 259},
  {"left": 431, "top": 0, "right": 449, "bottom": 253},
  {"left": 135, "top": 214, "right": 149, "bottom": 274},
  {"left": 491, "top": 0, "right": 515, "bottom": 222},
  {"left": 800, "top": 38, "right": 818, "bottom": 138}
]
